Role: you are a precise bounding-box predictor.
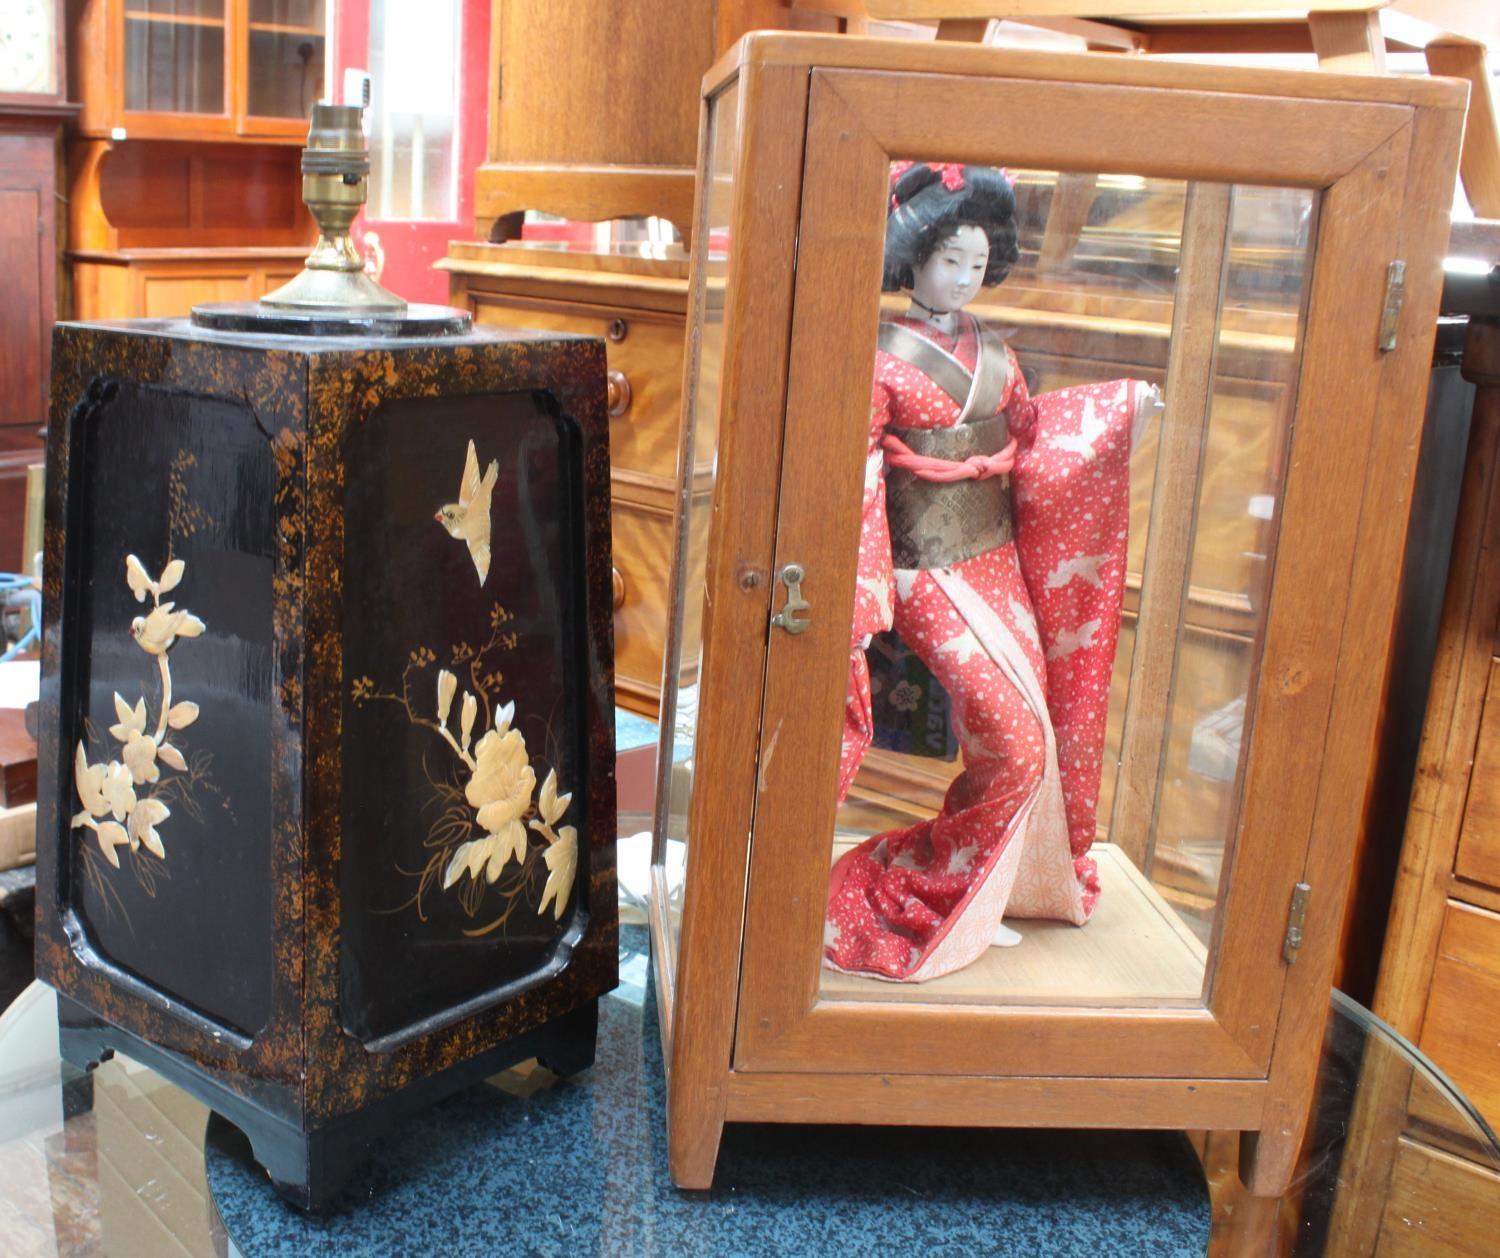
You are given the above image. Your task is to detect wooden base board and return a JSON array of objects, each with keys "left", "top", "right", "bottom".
[
  {"left": 820, "top": 842, "right": 1208, "bottom": 1006},
  {"left": 724, "top": 1068, "right": 1265, "bottom": 1132}
]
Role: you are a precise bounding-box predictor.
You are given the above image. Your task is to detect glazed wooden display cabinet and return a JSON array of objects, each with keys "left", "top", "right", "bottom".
[{"left": 648, "top": 33, "right": 1463, "bottom": 1193}]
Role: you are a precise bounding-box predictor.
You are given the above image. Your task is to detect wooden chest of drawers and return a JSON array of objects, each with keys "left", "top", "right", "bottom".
[
  {"left": 1376, "top": 317, "right": 1500, "bottom": 1133},
  {"left": 441, "top": 242, "right": 690, "bottom": 716},
  {"left": 1323, "top": 315, "right": 1500, "bottom": 1252}
]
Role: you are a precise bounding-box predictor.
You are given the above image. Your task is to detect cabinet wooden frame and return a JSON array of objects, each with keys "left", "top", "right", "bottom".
[{"left": 649, "top": 34, "right": 1464, "bottom": 1193}]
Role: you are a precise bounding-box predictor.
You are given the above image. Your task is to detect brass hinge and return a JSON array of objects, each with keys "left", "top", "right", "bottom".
[
  {"left": 1377, "top": 260, "right": 1405, "bottom": 353},
  {"left": 1283, "top": 882, "right": 1311, "bottom": 963}
]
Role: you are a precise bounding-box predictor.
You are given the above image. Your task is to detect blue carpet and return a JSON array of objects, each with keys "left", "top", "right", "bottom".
[
  {"left": 614, "top": 708, "right": 658, "bottom": 753},
  {"left": 613, "top": 707, "right": 692, "bottom": 763},
  {"left": 205, "top": 930, "right": 1210, "bottom": 1256}
]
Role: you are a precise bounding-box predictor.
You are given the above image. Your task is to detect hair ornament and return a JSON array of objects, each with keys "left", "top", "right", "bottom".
[{"left": 888, "top": 161, "right": 1017, "bottom": 211}]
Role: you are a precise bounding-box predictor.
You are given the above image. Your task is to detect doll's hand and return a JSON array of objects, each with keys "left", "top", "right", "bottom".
[{"left": 1130, "top": 383, "right": 1164, "bottom": 450}]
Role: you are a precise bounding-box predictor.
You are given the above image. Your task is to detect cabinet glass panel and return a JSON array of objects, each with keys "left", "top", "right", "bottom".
[
  {"left": 651, "top": 80, "right": 740, "bottom": 979},
  {"left": 248, "top": 0, "right": 318, "bottom": 23},
  {"left": 819, "top": 163, "right": 1310, "bottom": 1005},
  {"left": 124, "top": 5, "right": 227, "bottom": 115},
  {"left": 246, "top": 0, "right": 325, "bottom": 122},
  {"left": 1135, "top": 186, "right": 1313, "bottom": 956}
]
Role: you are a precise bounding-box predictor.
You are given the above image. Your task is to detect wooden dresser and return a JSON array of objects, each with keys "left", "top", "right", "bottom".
[
  {"left": 66, "top": 139, "right": 311, "bottom": 322},
  {"left": 1329, "top": 310, "right": 1500, "bottom": 1251},
  {"left": 64, "top": 0, "right": 321, "bottom": 320},
  {"left": 440, "top": 242, "right": 688, "bottom": 716}
]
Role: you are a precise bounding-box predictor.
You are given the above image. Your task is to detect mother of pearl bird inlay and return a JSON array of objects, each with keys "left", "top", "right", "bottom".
[{"left": 435, "top": 439, "right": 498, "bottom": 586}]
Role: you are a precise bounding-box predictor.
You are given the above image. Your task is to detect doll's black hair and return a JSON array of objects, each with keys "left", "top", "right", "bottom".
[{"left": 881, "top": 164, "right": 1020, "bottom": 294}]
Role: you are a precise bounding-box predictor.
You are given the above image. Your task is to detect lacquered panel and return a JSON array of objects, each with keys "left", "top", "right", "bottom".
[
  {"left": 62, "top": 380, "right": 275, "bottom": 1036},
  {"left": 339, "top": 391, "right": 589, "bottom": 1045}
]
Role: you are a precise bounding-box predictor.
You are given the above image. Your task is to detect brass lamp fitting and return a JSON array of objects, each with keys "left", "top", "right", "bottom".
[{"left": 261, "top": 102, "right": 406, "bottom": 313}]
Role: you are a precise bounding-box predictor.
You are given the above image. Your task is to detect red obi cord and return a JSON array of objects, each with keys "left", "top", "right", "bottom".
[{"left": 881, "top": 432, "right": 1019, "bottom": 482}]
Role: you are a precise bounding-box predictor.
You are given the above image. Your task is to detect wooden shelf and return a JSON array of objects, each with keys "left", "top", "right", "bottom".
[
  {"left": 124, "top": 12, "right": 225, "bottom": 27},
  {"left": 249, "top": 23, "right": 322, "bottom": 37},
  {"left": 820, "top": 843, "right": 1208, "bottom": 1007}
]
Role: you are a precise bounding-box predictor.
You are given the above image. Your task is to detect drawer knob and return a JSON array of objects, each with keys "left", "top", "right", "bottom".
[
  {"left": 607, "top": 369, "right": 632, "bottom": 418},
  {"left": 612, "top": 567, "right": 626, "bottom": 609},
  {"left": 608, "top": 318, "right": 629, "bottom": 342}
]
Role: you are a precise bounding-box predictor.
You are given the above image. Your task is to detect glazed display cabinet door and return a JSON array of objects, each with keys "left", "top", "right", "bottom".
[
  {"left": 121, "top": 0, "right": 232, "bottom": 133},
  {"left": 89, "top": 0, "right": 324, "bottom": 140},
  {"left": 239, "top": 0, "right": 325, "bottom": 134},
  {"left": 732, "top": 69, "right": 1415, "bottom": 1079}
]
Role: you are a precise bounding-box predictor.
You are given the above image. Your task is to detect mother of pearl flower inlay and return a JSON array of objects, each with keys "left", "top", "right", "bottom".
[{"left": 72, "top": 555, "right": 205, "bottom": 869}]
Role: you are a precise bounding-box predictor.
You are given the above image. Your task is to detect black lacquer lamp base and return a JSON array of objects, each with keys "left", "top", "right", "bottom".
[
  {"left": 190, "top": 301, "right": 472, "bottom": 339},
  {"left": 56, "top": 995, "right": 599, "bottom": 1210}
]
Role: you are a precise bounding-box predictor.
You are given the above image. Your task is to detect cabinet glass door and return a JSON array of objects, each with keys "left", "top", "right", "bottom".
[
  {"left": 733, "top": 67, "right": 1412, "bottom": 1080},
  {"left": 649, "top": 75, "right": 740, "bottom": 1010},
  {"left": 243, "top": 0, "right": 325, "bottom": 125},
  {"left": 124, "top": 0, "right": 229, "bottom": 116},
  {"left": 811, "top": 169, "right": 1313, "bottom": 1008}
]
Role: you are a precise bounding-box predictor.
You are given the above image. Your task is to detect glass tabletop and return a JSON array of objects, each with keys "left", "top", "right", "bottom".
[{"left": 0, "top": 940, "right": 1493, "bottom": 1256}]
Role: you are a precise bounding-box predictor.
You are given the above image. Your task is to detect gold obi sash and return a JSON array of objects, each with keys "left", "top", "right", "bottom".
[{"left": 880, "top": 317, "right": 1015, "bottom": 570}]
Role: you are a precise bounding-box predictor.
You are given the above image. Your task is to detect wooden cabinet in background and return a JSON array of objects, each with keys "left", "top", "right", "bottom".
[
  {"left": 0, "top": 105, "right": 73, "bottom": 571},
  {"left": 1377, "top": 318, "right": 1500, "bottom": 1129},
  {"left": 0, "top": 112, "right": 66, "bottom": 429},
  {"left": 66, "top": 134, "right": 312, "bottom": 320},
  {"left": 69, "top": 245, "right": 306, "bottom": 322},
  {"left": 440, "top": 242, "right": 689, "bottom": 716},
  {"left": 63, "top": 2, "right": 319, "bottom": 321},
  {"left": 0, "top": 0, "right": 72, "bottom": 573},
  {"left": 1326, "top": 314, "right": 1500, "bottom": 1254},
  {"left": 478, "top": 1, "right": 867, "bottom": 238}
]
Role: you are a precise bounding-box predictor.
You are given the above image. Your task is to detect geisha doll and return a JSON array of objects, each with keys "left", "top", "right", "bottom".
[{"left": 824, "top": 161, "right": 1159, "bottom": 983}]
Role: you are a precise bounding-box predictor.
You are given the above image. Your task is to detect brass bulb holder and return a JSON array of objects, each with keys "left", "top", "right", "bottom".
[{"left": 261, "top": 102, "right": 406, "bottom": 313}]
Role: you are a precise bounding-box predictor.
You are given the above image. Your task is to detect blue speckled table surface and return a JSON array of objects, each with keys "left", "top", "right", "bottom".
[{"left": 205, "top": 929, "right": 1210, "bottom": 1257}]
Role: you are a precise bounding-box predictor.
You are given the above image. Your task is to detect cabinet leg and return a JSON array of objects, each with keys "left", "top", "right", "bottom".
[
  {"left": 56, "top": 996, "right": 115, "bottom": 1084},
  {"left": 667, "top": 1089, "right": 725, "bottom": 1190},
  {"left": 206, "top": 1111, "right": 356, "bottom": 1212},
  {"left": 60, "top": 1065, "right": 96, "bottom": 1120},
  {"left": 1238, "top": 1124, "right": 1303, "bottom": 1199},
  {"left": 536, "top": 1000, "right": 598, "bottom": 1078}
]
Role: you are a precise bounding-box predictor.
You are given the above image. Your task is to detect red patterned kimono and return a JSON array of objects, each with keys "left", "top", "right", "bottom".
[{"left": 825, "top": 311, "right": 1152, "bottom": 982}]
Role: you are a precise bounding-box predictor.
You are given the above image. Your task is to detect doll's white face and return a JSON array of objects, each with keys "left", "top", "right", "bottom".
[{"left": 911, "top": 224, "right": 990, "bottom": 314}]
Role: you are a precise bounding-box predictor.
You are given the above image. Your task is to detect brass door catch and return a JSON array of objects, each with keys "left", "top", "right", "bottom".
[{"left": 770, "top": 563, "right": 810, "bottom": 635}]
